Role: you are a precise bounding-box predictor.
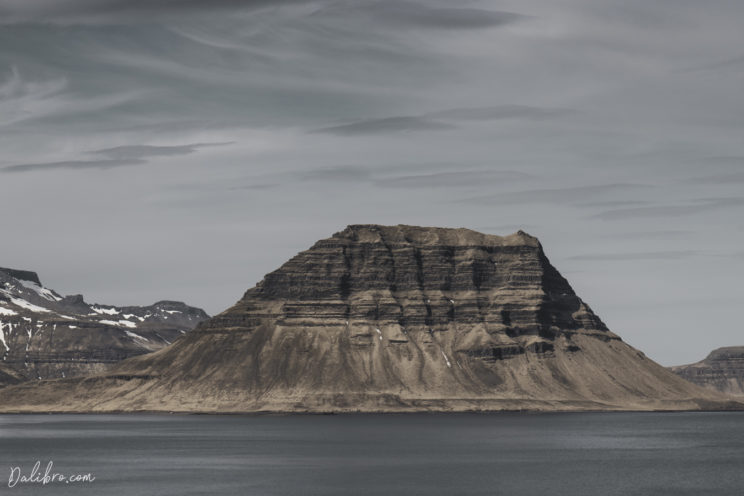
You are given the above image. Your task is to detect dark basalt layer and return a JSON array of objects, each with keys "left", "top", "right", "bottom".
[
  {"left": 0, "top": 225, "right": 736, "bottom": 413},
  {"left": 670, "top": 347, "right": 744, "bottom": 396},
  {"left": 0, "top": 267, "right": 41, "bottom": 285}
]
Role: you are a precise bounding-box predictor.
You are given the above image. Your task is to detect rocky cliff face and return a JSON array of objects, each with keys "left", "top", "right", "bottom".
[
  {"left": 0, "top": 363, "right": 24, "bottom": 387},
  {"left": 0, "top": 225, "right": 735, "bottom": 412},
  {"left": 0, "top": 267, "right": 209, "bottom": 383},
  {"left": 670, "top": 347, "right": 744, "bottom": 396}
]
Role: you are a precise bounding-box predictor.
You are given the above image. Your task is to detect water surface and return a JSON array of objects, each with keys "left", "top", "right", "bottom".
[{"left": 1, "top": 412, "right": 743, "bottom": 495}]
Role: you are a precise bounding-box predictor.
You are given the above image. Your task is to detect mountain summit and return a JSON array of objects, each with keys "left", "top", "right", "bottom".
[{"left": 0, "top": 225, "right": 735, "bottom": 412}]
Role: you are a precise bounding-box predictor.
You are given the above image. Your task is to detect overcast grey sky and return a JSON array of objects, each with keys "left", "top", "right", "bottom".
[{"left": 1, "top": 0, "right": 742, "bottom": 365}]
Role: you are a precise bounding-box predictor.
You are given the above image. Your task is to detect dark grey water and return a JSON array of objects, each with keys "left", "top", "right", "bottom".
[{"left": 1, "top": 412, "right": 743, "bottom": 495}]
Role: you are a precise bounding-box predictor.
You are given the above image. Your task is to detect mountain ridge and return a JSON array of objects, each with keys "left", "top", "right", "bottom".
[
  {"left": 0, "top": 266, "right": 209, "bottom": 383},
  {"left": 0, "top": 225, "right": 738, "bottom": 412}
]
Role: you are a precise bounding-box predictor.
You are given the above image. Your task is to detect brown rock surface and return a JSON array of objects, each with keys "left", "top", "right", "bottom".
[
  {"left": 0, "top": 225, "right": 737, "bottom": 412},
  {"left": 670, "top": 347, "right": 744, "bottom": 396},
  {"left": 0, "top": 363, "right": 24, "bottom": 387}
]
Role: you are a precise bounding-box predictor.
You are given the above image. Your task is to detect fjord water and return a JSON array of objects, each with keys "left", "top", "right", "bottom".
[{"left": 1, "top": 413, "right": 743, "bottom": 495}]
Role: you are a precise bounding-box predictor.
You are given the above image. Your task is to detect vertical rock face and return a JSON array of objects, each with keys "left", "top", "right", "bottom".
[
  {"left": 0, "top": 268, "right": 209, "bottom": 383},
  {"left": 0, "top": 225, "right": 733, "bottom": 412},
  {"left": 670, "top": 347, "right": 744, "bottom": 396}
]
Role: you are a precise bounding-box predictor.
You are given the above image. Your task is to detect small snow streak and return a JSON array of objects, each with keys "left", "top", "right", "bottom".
[{"left": 441, "top": 351, "right": 452, "bottom": 368}]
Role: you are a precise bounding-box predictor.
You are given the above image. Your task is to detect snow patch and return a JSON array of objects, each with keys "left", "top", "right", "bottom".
[
  {"left": 0, "top": 307, "right": 18, "bottom": 316},
  {"left": 441, "top": 351, "right": 452, "bottom": 368},
  {"left": 91, "top": 306, "right": 119, "bottom": 315},
  {"left": 18, "top": 279, "right": 61, "bottom": 301},
  {"left": 100, "top": 319, "right": 137, "bottom": 328},
  {"left": 125, "top": 330, "right": 149, "bottom": 342},
  {"left": 9, "top": 297, "right": 50, "bottom": 313},
  {"left": 0, "top": 321, "right": 8, "bottom": 351}
]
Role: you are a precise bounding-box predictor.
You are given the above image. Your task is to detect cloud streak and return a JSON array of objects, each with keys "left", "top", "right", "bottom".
[
  {"left": 428, "top": 105, "right": 573, "bottom": 121},
  {"left": 1, "top": 159, "right": 145, "bottom": 173},
  {"left": 1, "top": 142, "right": 231, "bottom": 173},
  {"left": 567, "top": 251, "right": 699, "bottom": 262},
  {"left": 313, "top": 105, "right": 569, "bottom": 136},
  {"left": 593, "top": 198, "right": 744, "bottom": 221},
  {"left": 462, "top": 184, "right": 650, "bottom": 206},
  {"left": 313, "top": 116, "right": 454, "bottom": 136},
  {"left": 316, "top": 1, "right": 526, "bottom": 30},
  {"left": 375, "top": 170, "right": 532, "bottom": 188},
  {"left": 0, "top": 0, "right": 303, "bottom": 23}
]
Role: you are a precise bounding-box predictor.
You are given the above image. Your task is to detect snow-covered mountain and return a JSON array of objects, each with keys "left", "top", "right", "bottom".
[{"left": 0, "top": 267, "right": 209, "bottom": 385}]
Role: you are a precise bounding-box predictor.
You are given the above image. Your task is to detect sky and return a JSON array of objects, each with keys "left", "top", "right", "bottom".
[{"left": 0, "top": 0, "right": 742, "bottom": 366}]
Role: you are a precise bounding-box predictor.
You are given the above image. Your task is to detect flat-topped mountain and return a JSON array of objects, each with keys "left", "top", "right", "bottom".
[
  {"left": 0, "top": 225, "right": 736, "bottom": 412},
  {"left": 670, "top": 347, "right": 744, "bottom": 396},
  {"left": 0, "top": 267, "right": 209, "bottom": 383}
]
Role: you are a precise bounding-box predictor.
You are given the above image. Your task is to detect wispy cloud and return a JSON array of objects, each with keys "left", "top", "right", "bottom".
[
  {"left": 312, "top": 116, "right": 454, "bottom": 136},
  {"left": 462, "top": 184, "right": 649, "bottom": 206},
  {"left": 1, "top": 159, "right": 145, "bottom": 173},
  {"left": 684, "top": 172, "right": 744, "bottom": 184},
  {"left": 298, "top": 165, "right": 374, "bottom": 182},
  {"left": 92, "top": 142, "right": 233, "bottom": 160},
  {"left": 680, "top": 53, "right": 744, "bottom": 73},
  {"left": 428, "top": 105, "right": 572, "bottom": 121},
  {"left": 593, "top": 198, "right": 744, "bottom": 221},
  {"left": 0, "top": 0, "right": 303, "bottom": 24},
  {"left": 316, "top": 1, "right": 526, "bottom": 30},
  {"left": 600, "top": 230, "right": 692, "bottom": 240},
  {"left": 375, "top": 170, "right": 532, "bottom": 188},
  {"left": 0, "top": 67, "right": 141, "bottom": 127},
  {"left": 289, "top": 165, "right": 532, "bottom": 189},
  {"left": 567, "top": 251, "right": 699, "bottom": 262},
  {"left": 1, "top": 142, "right": 232, "bottom": 173},
  {"left": 312, "top": 105, "right": 569, "bottom": 136},
  {"left": 576, "top": 200, "right": 649, "bottom": 208},
  {"left": 0, "top": 67, "right": 67, "bottom": 125}
]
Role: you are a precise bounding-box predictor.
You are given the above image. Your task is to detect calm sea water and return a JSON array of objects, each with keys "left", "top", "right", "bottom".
[{"left": 1, "top": 412, "right": 743, "bottom": 495}]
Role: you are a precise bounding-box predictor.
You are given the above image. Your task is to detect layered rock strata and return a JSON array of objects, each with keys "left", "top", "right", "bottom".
[
  {"left": 0, "top": 225, "right": 736, "bottom": 412},
  {"left": 671, "top": 347, "right": 744, "bottom": 396}
]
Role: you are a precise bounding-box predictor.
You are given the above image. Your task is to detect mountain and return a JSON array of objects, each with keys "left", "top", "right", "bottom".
[
  {"left": 0, "top": 225, "right": 737, "bottom": 413},
  {"left": 0, "top": 267, "right": 209, "bottom": 383},
  {"left": 670, "top": 347, "right": 744, "bottom": 396}
]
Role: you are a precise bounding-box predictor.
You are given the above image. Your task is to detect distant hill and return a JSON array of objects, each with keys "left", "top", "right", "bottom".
[
  {"left": 0, "top": 225, "right": 737, "bottom": 413},
  {"left": 670, "top": 347, "right": 744, "bottom": 396},
  {"left": 0, "top": 266, "right": 208, "bottom": 383}
]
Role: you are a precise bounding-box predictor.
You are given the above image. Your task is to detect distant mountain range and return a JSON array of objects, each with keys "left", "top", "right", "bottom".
[
  {"left": 0, "top": 266, "right": 208, "bottom": 385},
  {"left": 0, "top": 225, "right": 737, "bottom": 413},
  {"left": 670, "top": 347, "right": 744, "bottom": 396}
]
